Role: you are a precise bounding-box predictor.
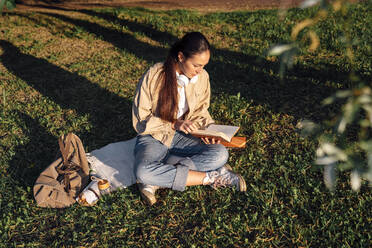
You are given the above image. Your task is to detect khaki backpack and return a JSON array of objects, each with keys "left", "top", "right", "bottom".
[{"left": 33, "top": 133, "right": 90, "bottom": 208}]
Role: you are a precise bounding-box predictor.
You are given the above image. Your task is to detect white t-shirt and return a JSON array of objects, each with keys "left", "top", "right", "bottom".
[{"left": 176, "top": 72, "right": 198, "bottom": 118}]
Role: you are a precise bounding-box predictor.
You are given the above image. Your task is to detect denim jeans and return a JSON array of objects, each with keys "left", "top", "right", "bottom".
[{"left": 134, "top": 131, "right": 228, "bottom": 191}]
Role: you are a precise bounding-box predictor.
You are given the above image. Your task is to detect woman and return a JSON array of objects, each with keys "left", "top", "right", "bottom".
[{"left": 132, "top": 32, "right": 246, "bottom": 205}]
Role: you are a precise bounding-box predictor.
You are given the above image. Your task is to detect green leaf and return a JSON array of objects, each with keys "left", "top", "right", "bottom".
[
  {"left": 267, "top": 44, "right": 294, "bottom": 56},
  {"left": 0, "top": 0, "right": 6, "bottom": 12},
  {"left": 5, "top": 0, "right": 15, "bottom": 10},
  {"left": 323, "top": 163, "right": 337, "bottom": 190},
  {"left": 322, "top": 95, "right": 336, "bottom": 105},
  {"left": 296, "top": 119, "right": 319, "bottom": 137},
  {"left": 360, "top": 140, "right": 372, "bottom": 152},
  {"left": 335, "top": 90, "right": 352, "bottom": 99},
  {"left": 350, "top": 169, "right": 362, "bottom": 191},
  {"left": 337, "top": 100, "right": 360, "bottom": 133},
  {"left": 300, "top": 0, "right": 321, "bottom": 9}
]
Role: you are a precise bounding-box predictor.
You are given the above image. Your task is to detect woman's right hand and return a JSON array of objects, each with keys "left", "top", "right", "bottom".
[{"left": 172, "top": 120, "right": 196, "bottom": 134}]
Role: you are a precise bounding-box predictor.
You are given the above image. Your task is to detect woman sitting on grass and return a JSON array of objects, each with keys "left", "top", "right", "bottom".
[{"left": 132, "top": 32, "right": 246, "bottom": 205}]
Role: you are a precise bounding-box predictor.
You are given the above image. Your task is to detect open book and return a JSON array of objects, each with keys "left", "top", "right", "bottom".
[{"left": 191, "top": 124, "right": 240, "bottom": 143}]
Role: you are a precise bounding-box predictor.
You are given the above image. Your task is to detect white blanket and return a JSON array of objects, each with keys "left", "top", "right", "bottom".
[
  {"left": 86, "top": 138, "right": 184, "bottom": 191},
  {"left": 86, "top": 138, "right": 137, "bottom": 190}
]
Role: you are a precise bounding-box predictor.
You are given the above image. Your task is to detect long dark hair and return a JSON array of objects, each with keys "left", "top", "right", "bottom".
[{"left": 158, "top": 32, "right": 211, "bottom": 123}]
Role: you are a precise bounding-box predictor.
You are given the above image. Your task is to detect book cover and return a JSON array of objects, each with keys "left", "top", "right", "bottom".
[{"left": 220, "top": 137, "right": 246, "bottom": 148}]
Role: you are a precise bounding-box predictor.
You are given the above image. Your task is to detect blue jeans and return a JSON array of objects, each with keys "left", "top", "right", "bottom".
[{"left": 134, "top": 131, "right": 229, "bottom": 191}]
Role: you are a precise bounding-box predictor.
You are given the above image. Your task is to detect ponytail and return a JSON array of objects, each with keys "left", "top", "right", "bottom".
[
  {"left": 157, "top": 32, "right": 210, "bottom": 122},
  {"left": 157, "top": 44, "right": 179, "bottom": 122}
]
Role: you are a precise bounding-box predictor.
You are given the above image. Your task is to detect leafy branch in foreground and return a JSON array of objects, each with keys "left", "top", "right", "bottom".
[
  {"left": 298, "top": 86, "right": 372, "bottom": 191},
  {"left": 269, "top": 0, "right": 371, "bottom": 191},
  {"left": 0, "top": 0, "right": 15, "bottom": 13}
]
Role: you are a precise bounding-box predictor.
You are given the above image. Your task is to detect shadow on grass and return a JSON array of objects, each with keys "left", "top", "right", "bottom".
[
  {"left": 40, "top": 11, "right": 169, "bottom": 63},
  {"left": 6, "top": 110, "right": 60, "bottom": 186},
  {"left": 11, "top": 5, "right": 353, "bottom": 121},
  {"left": 0, "top": 40, "right": 134, "bottom": 187},
  {"left": 16, "top": 8, "right": 349, "bottom": 121},
  {"left": 76, "top": 8, "right": 349, "bottom": 121}
]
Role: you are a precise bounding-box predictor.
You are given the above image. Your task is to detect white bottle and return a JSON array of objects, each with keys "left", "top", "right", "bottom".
[{"left": 76, "top": 181, "right": 100, "bottom": 206}]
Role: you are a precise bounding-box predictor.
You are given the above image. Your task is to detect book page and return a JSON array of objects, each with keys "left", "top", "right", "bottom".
[
  {"left": 206, "top": 124, "right": 240, "bottom": 140},
  {"left": 191, "top": 129, "right": 223, "bottom": 137}
]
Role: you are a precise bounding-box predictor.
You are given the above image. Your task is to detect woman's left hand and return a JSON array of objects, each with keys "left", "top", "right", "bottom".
[{"left": 201, "top": 137, "right": 221, "bottom": 144}]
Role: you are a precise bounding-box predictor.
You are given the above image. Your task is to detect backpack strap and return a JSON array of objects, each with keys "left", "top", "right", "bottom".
[
  {"left": 57, "top": 133, "right": 79, "bottom": 192},
  {"left": 58, "top": 133, "right": 72, "bottom": 167},
  {"left": 56, "top": 164, "right": 80, "bottom": 192}
]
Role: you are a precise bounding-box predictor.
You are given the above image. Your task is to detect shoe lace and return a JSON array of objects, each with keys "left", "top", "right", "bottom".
[{"left": 211, "top": 174, "right": 233, "bottom": 189}]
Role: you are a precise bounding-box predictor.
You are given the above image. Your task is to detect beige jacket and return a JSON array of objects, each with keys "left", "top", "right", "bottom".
[{"left": 132, "top": 62, "right": 214, "bottom": 147}]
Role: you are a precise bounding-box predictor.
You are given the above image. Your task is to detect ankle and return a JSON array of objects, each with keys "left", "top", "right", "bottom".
[{"left": 202, "top": 171, "right": 218, "bottom": 185}]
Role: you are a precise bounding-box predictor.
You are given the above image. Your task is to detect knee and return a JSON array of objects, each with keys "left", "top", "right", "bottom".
[
  {"left": 214, "top": 144, "right": 229, "bottom": 167},
  {"left": 218, "top": 144, "right": 229, "bottom": 164},
  {"left": 135, "top": 162, "right": 152, "bottom": 184}
]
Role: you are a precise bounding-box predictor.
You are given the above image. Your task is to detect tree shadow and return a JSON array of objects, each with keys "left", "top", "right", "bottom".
[
  {"left": 14, "top": 7, "right": 350, "bottom": 122},
  {"left": 79, "top": 8, "right": 177, "bottom": 45},
  {"left": 38, "top": 11, "right": 169, "bottom": 63},
  {"left": 6, "top": 110, "right": 60, "bottom": 187},
  {"left": 10, "top": 8, "right": 357, "bottom": 121},
  {"left": 95, "top": 9, "right": 358, "bottom": 110},
  {"left": 0, "top": 40, "right": 134, "bottom": 141},
  {"left": 0, "top": 39, "right": 135, "bottom": 186},
  {"left": 77, "top": 8, "right": 352, "bottom": 121}
]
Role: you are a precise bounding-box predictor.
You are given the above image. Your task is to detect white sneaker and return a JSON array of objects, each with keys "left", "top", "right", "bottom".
[
  {"left": 138, "top": 183, "right": 160, "bottom": 206},
  {"left": 211, "top": 165, "right": 247, "bottom": 192}
]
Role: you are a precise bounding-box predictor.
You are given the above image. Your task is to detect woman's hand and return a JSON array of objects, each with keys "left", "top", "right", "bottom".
[
  {"left": 172, "top": 120, "right": 197, "bottom": 134},
  {"left": 201, "top": 137, "right": 221, "bottom": 144}
]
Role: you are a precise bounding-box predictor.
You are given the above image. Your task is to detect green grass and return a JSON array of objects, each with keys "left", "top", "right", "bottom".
[{"left": 0, "top": 3, "right": 371, "bottom": 247}]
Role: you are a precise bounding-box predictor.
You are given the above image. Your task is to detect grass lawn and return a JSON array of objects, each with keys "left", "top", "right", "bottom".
[{"left": 0, "top": 3, "right": 371, "bottom": 247}]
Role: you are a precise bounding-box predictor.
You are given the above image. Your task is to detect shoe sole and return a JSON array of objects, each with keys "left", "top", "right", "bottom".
[{"left": 236, "top": 174, "right": 247, "bottom": 192}]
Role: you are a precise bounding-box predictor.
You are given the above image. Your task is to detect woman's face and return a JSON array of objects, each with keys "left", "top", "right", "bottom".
[{"left": 177, "top": 50, "right": 210, "bottom": 79}]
